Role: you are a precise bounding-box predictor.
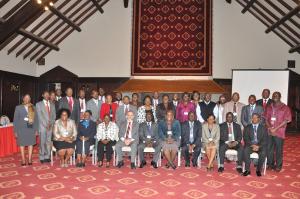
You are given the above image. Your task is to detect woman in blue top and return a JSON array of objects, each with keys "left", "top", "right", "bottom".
[
  {"left": 75, "top": 110, "right": 96, "bottom": 167},
  {"left": 158, "top": 110, "right": 181, "bottom": 170}
]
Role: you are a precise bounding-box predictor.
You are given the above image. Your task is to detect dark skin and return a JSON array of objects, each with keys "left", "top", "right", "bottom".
[
  {"left": 249, "top": 96, "right": 256, "bottom": 105},
  {"left": 162, "top": 96, "right": 169, "bottom": 109},
  {"left": 65, "top": 88, "right": 73, "bottom": 97},
  {"left": 188, "top": 112, "right": 196, "bottom": 153},
  {"left": 262, "top": 89, "right": 270, "bottom": 99},
  {"left": 232, "top": 93, "right": 239, "bottom": 103},
  {"left": 183, "top": 94, "right": 190, "bottom": 105},
  {"left": 79, "top": 90, "right": 85, "bottom": 99},
  {"left": 226, "top": 114, "right": 238, "bottom": 148},
  {"left": 251, "top": 115, "right": 260, "bottom": 152},
  {"left": 145, "top": 112, "right": 153, "bottom": 147}
]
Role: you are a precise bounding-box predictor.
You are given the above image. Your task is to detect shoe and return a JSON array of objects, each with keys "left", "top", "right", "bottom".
[
  {"left": 139, "top": 160, "right": 146, "bottom": 168},
  {"left": 236, "top": 168, "right": 243, "bottom": 174},
  {"left": 150, "top": 161, "right": 155, "bottom": 166},
  {"left": 40, "top": 160, "right": 44, "bottom": 164},
  {"left": 44, "top": 159, "right": 51, "bottom": 163},
  {"left": 152, "top": 162, "right": 158, "bottom": 169},
  {"left": 267, "top": 165, "right": 274, "bottom": 170},
  {"left": 98, "top": 161, "right": 103, "bottom": 167},
  {"left": 131, "top": 162, "right": 136, "bottom": 169},
  {"left": 21, "top": 162, "right": 26, "bottom": 167},
  {"left": 28, "top": 162, "right": 32, "bottom": 166},
  {"left": 256, "top": 170, "right": 262, "bottom": 177},
  {"left": 170, "top": 162, "right": 176, "bottom": 170},
  {"left": 82, "top": 163, "right": 86, "bottom": 167},
  {"left": 242, "top": 170, "right": 251, "bottom": 176},
  {"left": 76, "top": 163, "right": 81, "bottom": 167},
  {"left": 185, "top": 161, "right": 190, "bottom": 167},
  {"left": 275, "top": 168, "right": 281, "bottom": 172},
  {"left": 117, "top": 161, "right": 124, "bottom": 168},
  {"left": 192, "top": 159, "right": 197, "bottom": 167},
  {"left": 218, "top": 167, "right": 224, "bottom": 173},
  {"left": 165, "top": 163, "right": 170, "bottom": 168},
  {"left": 106, "top": 162, "right": 110, "bottom": 168}
]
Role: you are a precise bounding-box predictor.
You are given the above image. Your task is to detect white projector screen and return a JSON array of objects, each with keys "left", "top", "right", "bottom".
[{"left": 232, "top": 70, "right": 289, "bottom": 105}]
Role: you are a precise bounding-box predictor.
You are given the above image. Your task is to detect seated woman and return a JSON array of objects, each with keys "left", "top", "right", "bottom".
[
  {"left": 53, "top": 108, "right": 78, "bottom": 167},
  {"left": 158, "top": 110, "right": 181, "bottom": 170},
  {"left": 96, "top": 114, "right": 119, "bottom": 168},
  {"left": 202, "top": 114, "right": 220, "bottom": 171},
  {"left": 75, "top": 110, "right": 96, "bottom": 167},
  {"left": 137, "top": 95, "right": 157, "bottom": 123}
]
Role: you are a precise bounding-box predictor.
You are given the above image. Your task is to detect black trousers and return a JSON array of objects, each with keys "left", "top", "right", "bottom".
[
  {"left": 267, "top": 135, "right": 284, "bottom": 169},
  {"left": 244, "top": 146, "right": 266, "bottom": 171},
  {"left": 219, "top": 143, "right": 243, "bottom": 167},
  {"left": 182, "top": 145, "right": 201, "bottom": 163},
  {"left": 97, "top": 140, "right": 116, "bottom": 162}
]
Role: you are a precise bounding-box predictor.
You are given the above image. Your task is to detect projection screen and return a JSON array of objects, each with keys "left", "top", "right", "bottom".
[{"left": 232, "top": 70, "right": 289, "bottom": 105}]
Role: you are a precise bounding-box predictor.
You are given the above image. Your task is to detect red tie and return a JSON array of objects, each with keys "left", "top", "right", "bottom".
[
  {"left": 125, "top": 122, "right": 131, "bottom": 139},
  {"left": 80, "top": 100, "right": 83, "bottom": 110},
  {"left": 45, "top": 101, "right": 50, "bottom": 117},
  {"left": 263, "top": 99, "right": 267, "bottom": 109},
  {"left": 68, "top": 97, "right": 73, "bottom": 112}
]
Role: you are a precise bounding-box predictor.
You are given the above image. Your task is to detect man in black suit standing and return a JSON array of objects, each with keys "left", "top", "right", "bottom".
[
  {"left": 58, "top": 87, "right": 80, "bottom": 124},
  {"left": 256, "top": 89, "right": 273, "bottom": 111},
  {"left": 218, "top": 112, "right": 243, "bottom": 173},
  {"left": 243, "top": 113, "right": 268, "bottom": 177},
  {"left": 181, "top": 111, "right": 202, "bottom": 167}
]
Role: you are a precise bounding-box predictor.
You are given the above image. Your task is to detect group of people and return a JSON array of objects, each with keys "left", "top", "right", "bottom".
[{"left": 13, "top": 87, "right": 291, "bottom": 177}]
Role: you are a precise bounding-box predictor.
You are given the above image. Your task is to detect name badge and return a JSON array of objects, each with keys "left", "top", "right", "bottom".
[
  {"left": 147, "top": 135, "right": 151, "bottom": 139},
  {"left": 184, "top": 112, "right": 188, "bottom": 115},
  {"left": 271, "top": 117, "right": 276, "bottom": 121},
  {"left": 167, "top": 131, "right": 172, "bottom": 135},
  {"left": 233, "top": 112, "right": 237, "bottom": 116},
  {"left": 63, "top": 131, "right": 69, "bottom": 137},
  {"left": 24, "top": 117, "right": 29, "bottom": 121},
  {"left": 228, "top": 134, "right": 232, "bottom": 137},
  {"left": 208, "top": 138, "right": 213, "bottom": 141},
  {"left": 110, "top": 114, "right": 113, "bottom": 118}
]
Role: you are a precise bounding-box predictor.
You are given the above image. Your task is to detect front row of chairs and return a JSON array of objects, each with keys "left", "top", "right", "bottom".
[{"left": 50, "top": 140, "right": 267, "bottom": 175}]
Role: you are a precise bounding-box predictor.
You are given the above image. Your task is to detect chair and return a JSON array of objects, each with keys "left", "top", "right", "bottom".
[
  {"left": 178, "top": 148, "right": 201, "bottom": 168},
  {"left": 93, "top": 138, "right": 116, "bottom": 166},
  {"left": 50, "top": 146, "right": 75, "bottom": 166},
  {"left": 243, "top": 152, "right": 267, "bottom": 175},
  {"left": 199, "top": 148, "right": 220, "bottom": 168},
  {"left": 138, "top": 147, "right": 162, "bottom": 167},
  {"left": 115, "top": 146, "right": 137, "bottom": 166}
]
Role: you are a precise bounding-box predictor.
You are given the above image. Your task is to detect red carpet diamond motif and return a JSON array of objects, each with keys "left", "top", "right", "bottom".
[
  {"left": 180, "top": 171, "right": 199, "bottom": 179},
  {"left": 0, "top": 192, "right": 25, "bottom": 199},
  {"left": 0, "top": 180, "right": 21, "bottom": 188},
  {"left": 76, "top": 175, "right": 96, "bottom": 182},
  {"left": 87, "top": 185, "right": 110, "bottom": 195},
  {"left": 37, "top": 173, "right": 56, "bottom": 180},
  {"left": 43, "top": 182, "right": 64, "bottom": 191},
  {"left": 232, "top": 190, "right": 256, "bottom": 199},
  {"left": 103, "top": 169, "right": 122, "bottom": 175},
  {"left": 0, "top": 170, "right": 18, "bottom": 177},
  {"left": 203, "top": 180, "right": 224, "bottom": 188},
  {"left": 183, "top": 189, "right": 207, "bottom": 199},
  {"left": 142, "top": 171, "right": 160, "bottom": 177},
  {"left": 134, "top": 188, "right": 158, "bottom": 198},
  {"left": 246, "top": 181, "right": 268, "bottom": 189},
  {"left": 160, "top": 179, "right": 181, "bottom": 187},
  {"left": 117, "top": 177, "right": 138, "bottom": 185}
]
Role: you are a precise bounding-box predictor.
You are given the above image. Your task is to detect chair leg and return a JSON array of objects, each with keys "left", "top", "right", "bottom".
[
  {"left": 159, "top": 152, "right": 162, "bottom": 167},
  {"left": 113, "top": 150, "right": 116, "bottom": 166},
  {"left": 178, "top": 150, "right": 181, "bottom": 167},
  {"left": 263, "top": 157, "right": 267, "bottom": 175},
  {"left": 50, "top": 151, "right": 53, "bottom": 166}
]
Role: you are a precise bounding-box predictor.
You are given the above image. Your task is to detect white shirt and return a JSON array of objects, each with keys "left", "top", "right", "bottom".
[
  {"left": 43, "top": 99, "right": 50, "bottom": 106},
  {"left": 123, "top": 104, "right": 129, "bottom": 113},
  {"left": 153, "top": 99, "right": 159, "bottom": 106},
  {"left": 218, "top": 104, "right": 224, "bottom": 124},
  {"left": 226, "top": 122, "right": 235, "bottom": 143},
  {"left": 121, "top": 120, "right": 135, "bottom": 141},
  {"left": 66, "top": 96, "right": 74, "bottom": 109},
  {"left": 99, "top": 95, "right": 105, "bottom": 103},
  {"left": 196, "top": 102, "right": 219, "bottom": 123},
  {"left": 93, "top": 98, "right": 99, "bottom": 106},
  {"left": 115, "top": 100, "right": 123, "bottom": 106},
  {"left": 79, "top": 98, "right": 86, "bottom": 112},
  {"left": 56, "top": 96, "right": 61, "bottom": 101},
  {"left": 173, "top": 100, "right": 178, "bottom": 107}
]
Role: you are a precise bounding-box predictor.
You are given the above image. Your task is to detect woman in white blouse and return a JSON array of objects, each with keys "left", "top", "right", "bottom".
[
  {"left": 96, "top": 114, "right": 119, "bottom": 168},
  {"left": 137, "top": 95, "right": 157, "bottom": 123}
]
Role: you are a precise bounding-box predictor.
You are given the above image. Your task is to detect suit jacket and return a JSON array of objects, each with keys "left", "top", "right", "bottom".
[
  {"left": 202, "top": 123, "right": 220, "bottom": 149},
  {"left": 138, "top": 122, "right": 159, "bottom": 144},
  {"left": 223, "top": 101, "right": 245, "bottom": 126},
  {"left": 86, "top": 98, "right": 102, "bottom": 122},
  {"left": 219, "top": 122, "right": 242, "bottom": 145},
  {"left": 241, "top": 104, "right": 264, "bottom": 127},
  {"left": 158, "top": 119, "right": 181, "bottom": 142},
  {"left": 243, "top": 123, "right": 268, "bottom": 149},
  {"left": 35, "top": 100, "right": 56, "bottom": 132},
  {"left": 59, "top": 97, "right": 80, "bottom": 124},
  {"left": 181, "top": 120, "right": 202, "bottom": 148},
  {"left": 116, "top": 104, "right": 137, "bottom": 126},
  {"left": 100, "top": 103, "right": 118, "bottom": 122},
  {"left": 77, "top": 120, "right": 96, "bottom": 144},
  {"left": 156, "top": 102, "right": 176, "bottom": 121},
  {"left": 256, "top": 98, "right": 273, "bottom": 107},
  {"left": 118, "top": 120, "right": 139, "bottom": 143}
]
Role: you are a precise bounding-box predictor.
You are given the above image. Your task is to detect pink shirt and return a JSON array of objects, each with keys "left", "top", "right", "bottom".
[
  {"left": 264, "top": 103, "right": 291, "bottom": 139},
  {"left": 176, "top": 102, "right": 196, "bottom": 123}
]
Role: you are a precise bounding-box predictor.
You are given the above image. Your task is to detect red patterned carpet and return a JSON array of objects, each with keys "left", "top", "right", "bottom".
[{"left": 1, "top": 135, "right": 300, "bottom": 199}]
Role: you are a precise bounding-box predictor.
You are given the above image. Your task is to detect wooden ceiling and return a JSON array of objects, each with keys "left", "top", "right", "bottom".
[
  {"left": 0, "top": 0, "right": 111, "bottom": 63},
  {"left": 231, "top": 0, "right": 300, "bottom": 53}
]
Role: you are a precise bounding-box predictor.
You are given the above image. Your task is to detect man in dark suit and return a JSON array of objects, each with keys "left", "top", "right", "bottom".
[
  {"left": 256, "top": 89, "right": 273, "bottom": 111},
  {"left": 59, "top": 87, "right": 80, "bottom": 124},
  {"left": 181, "top": 111, "right": 202, "bottom": 167},
  {"left": 218, "top": 112, "right": 243, "bottom": 173},
  {"left": 138, "top": 112, "right": 161, "bottom": 168},
  {"left": 243, "top": 113, "right": 268, "bottom": 177},
  {"left": 115, "top": 111, "right": 139, "bottom": 169},
  {"left": 50, "top": 91, "right": 59, "bottom": 118},
  {"left": 241, "top": 95, "right": 264, "bottom": 127}
]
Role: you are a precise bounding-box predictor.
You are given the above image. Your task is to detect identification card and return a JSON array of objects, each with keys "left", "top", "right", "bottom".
[
  {"left": 24, "top": 117, "right": 29, "bottom": 121},
  {"left": 62, "top": 131, "right": 69, "bottom": 137},
  {"left": 184, "top": 112, "right": 188, "bottom": 115},
  {"left": 233, "top": 112, "right": 237, "bottom": 116},
  {"left": 271, "top": 117, "right": 276, "bottom": 121},
  {"left": 228, "top": 134, "right": 232, "bottom": 137},
  {"left": 147, "top": 135, "right": 151, "bottom": 139},
  {"left": 167, "top": 131, "right": 172, "bottom": 135},
  {"left": 208, "top": 138, "right": 213, "bottom": 142},
  {"left": 110, "top": 114, "right": 113, "bottom": 118}
]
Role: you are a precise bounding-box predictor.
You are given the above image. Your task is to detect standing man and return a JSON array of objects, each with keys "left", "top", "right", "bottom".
[
  {"left": 50, "top": 91, "right": 59, "bottom": 117},
  {"left": 114, "top": 92, "right": 123, "bottom": 106},
  {"left": 217, "top": 94, "right": 227, "bottom": 124},
  {"left": 98, "top": 87, "right": 106, "bottom": 103},
  {"left": 218, "top": 112, "right": 243, "bottom": 173},
  {"left": 115, "top": 111, "right": 139, "bottom": 169},
  {"left": 152, "top": 92, "right": 160, "bottom": 107},
  {"left": 172, "top": 93, "right": 179, "bottom": 108},
  {"left": 86, "top": 89, "right": 102, "bottom": 123},
  {"left": 138, "top": 112, "right": 160, "bottom": 168},
  {"left": 78, "top": 89, "right": 86, "bottom": 120},
  {"left": 59, "top": 87, "right": 80, "bottom": 124},
  {"left": 181, "top": 112, "right": 202, "bottom": 167},
  {"left": 242, "top": 113, "right": 268, "bottom": 177},
  {"left": 256, "top": 89, "right": 273, "bottom": 111},
  {"left": 223, "top": 92, "right": 245, "bottom": 127},
  {"left": 116, "top": 96, "right": 137, "bottom": 126},
  {"left": 241, "top": 95, "right": 264, "bottom": 128},
  {"left": 264, "top": 92, "right": 291, "bottom": 172},
  {"left": 196, "top": 93, "right": 218, "bottom": 123},
  {"left": 35, "top": 91, "right": 56, "bottom": 163},
  {"left": 55, "top": 89, "right": 62, "bottom": 101}
]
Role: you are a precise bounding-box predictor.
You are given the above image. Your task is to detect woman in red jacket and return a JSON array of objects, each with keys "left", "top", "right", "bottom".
[{"left": 100, "top": 94, "right": 118, "bottom": 122}]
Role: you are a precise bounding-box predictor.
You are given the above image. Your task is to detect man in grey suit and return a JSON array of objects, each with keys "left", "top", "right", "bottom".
[
  {"left": 138, "top": 112, "right": 161, "bottom": 169},
  {"left": 35, "top": 91, "right": 56, "bottom": 163},
  {"left": 115, "top": 111, "right": 139, "bottom": 169},
  {"left": 116, "top": 96, "right": 137, "bottom": 126},
  {"left": 241, "top": 95, "right": 264, "bottom": 128},
  {"left": 86, "top": 89, "right": 102, "bottom": 123},
  {"left": 59, "top": 87, "right": 80, "bottom": 124}
]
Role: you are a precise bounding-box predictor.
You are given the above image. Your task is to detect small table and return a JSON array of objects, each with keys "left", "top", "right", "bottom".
[{"left": 0, "top": 124, "right": 19, "bottom": 157}]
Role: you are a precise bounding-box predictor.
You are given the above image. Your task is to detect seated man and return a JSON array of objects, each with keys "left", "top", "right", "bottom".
[
  {"left": 181, "top": 111, "right": 202, "bottom": 167},
  {"left": 243, "top": 113, "right": 268, "bottom": 177},
  {"left": 115, "top": 111, "right": 139, "bottom": 169},
  {"left": 218, "top": 112, "right": 243, "bottom": 173},
  {"left": 138, "top": 112, "right": 161, "bottom": 169}
]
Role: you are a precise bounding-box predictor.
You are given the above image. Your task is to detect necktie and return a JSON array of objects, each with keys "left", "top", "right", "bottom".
[
  {"left": 147, "top": 122, "right": 151, "bottom": 136},
  {"left": 263, "top": 99, "right": 267, "bottom": 109},
  {"left": 68, "top": 97, "right": 73, "bottom": 112},
  {"left": 125, "top": 105, "right": 129, "bottom": 115},
  {"left": 45, "top": 101, "right": 50, "bottom": 116},
  {"left": 109, "top": 104, "right": 113, "bottom": 119},
  {"left": 125, "top": 122, "right": 131, "bottom": 139},
  {"left": 233, "top": 102, "right": 237, "bottom": 113},
  {"left": 250, "top": 105, "right": 254, "bottom": 115},
  {"left": 253, "top": 125, "right": 258, "bottom": 143},
  {"left": 189, "top": 122, "right": 194, "bottom": 143},
  {"left": 80, "top": 100, "right": 83, "bottom": 110},
  {"left": 233, "top": 103, "right": 237, "bottom": 122}
]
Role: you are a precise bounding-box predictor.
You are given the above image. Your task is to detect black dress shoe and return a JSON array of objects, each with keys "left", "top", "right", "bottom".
[
  {"left": 40, "top": 160, "right": 44, "bottom": 164},
  {"left": 117, "top": 161, "right": 124, "bottom": 168},
  {"left": 218, "top": 167, "right": 224, "bottom": 173},
  {"left": 185, "top": 161, "right": 190, "bottom": 167},
  {"left": 242, "top": 170, "right": 251, "bottom": 176},
  {"left": 236, "top": 168, "right": 243, "bottom": 174},
  {"left": 192, "top": 159, "right": 197, "bottom": 167},
  {"left": 165, "top": 163, "right": 170, "bottom": 168},
  {"left": 44, "top": 159, "right": 51, "bottom": 163},
  {"left": 256, "top": 170, "right": 262, "bottom": 177},
  {"left": 267, "top": 165, "right": 274, "bottom": 170},
  {"left": 139, "top": 160, "right": 146, "bottom": 168},
  {"left": 131, "top": 162, "right": 136, "bottom": 169},
  {"left": 150, "top": 161, "right": 155, "bottom": 166},
  {"left": 275, "top": 168, "right": 281, "bottom": 172},
  {"left": 152, "top": 162, "right": 158, "bottom": 169},
  {"left": 170, "top": 162, "right": 176, "bottom": 170}
]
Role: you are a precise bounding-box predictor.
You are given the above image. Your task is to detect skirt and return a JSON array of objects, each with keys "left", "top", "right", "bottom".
[
  {"left": 75, "top": 140, "right": 91, "bottom": 155},
  {"left": 53, "top": 141, "right": 75, "bottom": 151},
  {"left": 162, "top": 141, "right": 179, "bottom": 151}
]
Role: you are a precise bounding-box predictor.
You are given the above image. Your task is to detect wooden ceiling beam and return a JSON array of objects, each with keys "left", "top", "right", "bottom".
[
  {"left": 17, "top": 28, "right": 59, "bottom": 51},
  {"left": 289, "top": 44, "right": 300, "bottom": 53},
  {"left": 0, "top": 0, "right": 9, "bottom": 8},
  {"left": 265, "top": 5, "right": 300, "bottom": 33},
  {"left": 241, "top": 0, "right": 256, "bottom": 14},
  {"left": 91, "top": 0, "right": 104, "bottom": 13}
]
